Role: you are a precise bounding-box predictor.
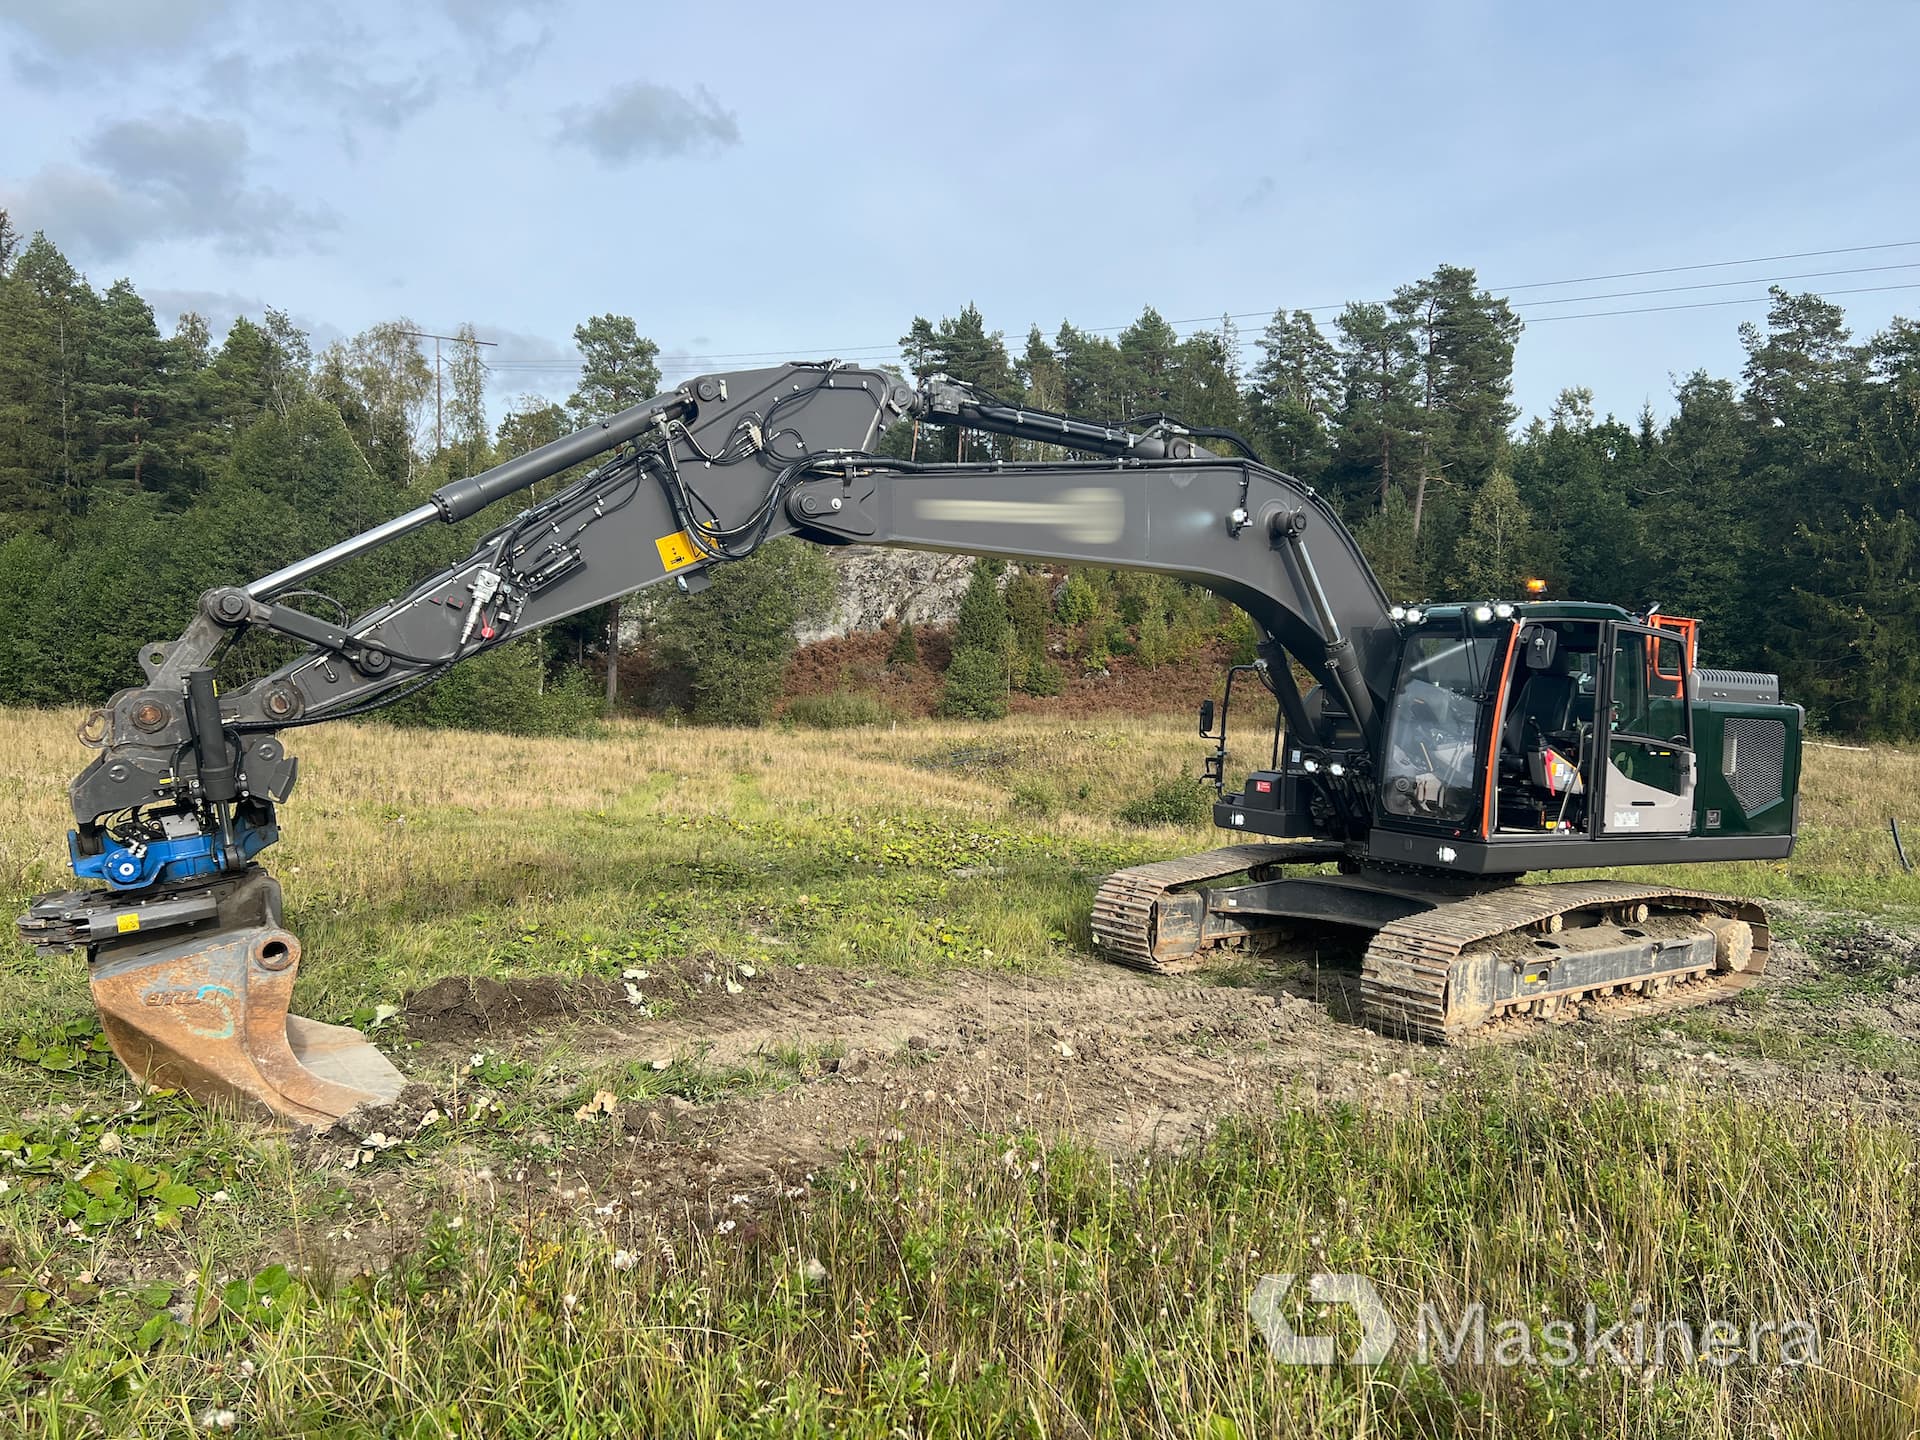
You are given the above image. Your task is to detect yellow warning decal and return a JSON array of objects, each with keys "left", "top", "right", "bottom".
[
  {"left": 117, "top": 913, "right": 141, "bottom": 933},
  {"left": 655, "top": 530, "right": 701, "bottom": 573}
]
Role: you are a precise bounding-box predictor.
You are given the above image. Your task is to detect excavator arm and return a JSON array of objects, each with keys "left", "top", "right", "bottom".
[{"left": 20, "top": 360, "right": 1394, "bottom": 1121}]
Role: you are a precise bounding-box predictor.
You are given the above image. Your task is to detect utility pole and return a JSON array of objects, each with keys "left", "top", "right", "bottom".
[{"left": 403, "top": 329, "right": 497, "bottom": 454}]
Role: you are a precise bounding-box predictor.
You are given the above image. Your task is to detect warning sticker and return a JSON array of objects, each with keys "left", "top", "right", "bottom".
[
  {"left": 117, "top": 913, "right": 141, "bottom": 933},
  {"left": 654, "top": 530, "right": 701, "bottom": 573}
]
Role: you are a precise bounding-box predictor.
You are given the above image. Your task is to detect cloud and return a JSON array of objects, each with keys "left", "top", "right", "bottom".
[
  {"left": 201, "top": 50, "right": 438, "bottom": 137},
  {"left": 556, "top": 82, "right": 741, "bottom": 164},
  {"left": 142, "top": 287, "right": 344, "bottom": 350},
  {"left": 433, "top": 0, "right": 554, "bottom": 78},
  {"left": 479, "top": 325, "right": 576, "bottom": 366},
  {"left": 1, "top": 110, "right": 335, "bottom": 261},
  {"left": 0, "top": 0, "right": 233, "bottom": 57},
  {"left": 432, "top": 0, "right": 553, "bottom": 40},
  {"left": 1238, "top": 175, "right": 1277, "bottom": 213}
]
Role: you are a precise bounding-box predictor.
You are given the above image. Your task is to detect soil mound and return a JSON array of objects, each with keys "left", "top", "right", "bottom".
[{"left": 403, "top": 975, "right": 617, "bottom": 1039}]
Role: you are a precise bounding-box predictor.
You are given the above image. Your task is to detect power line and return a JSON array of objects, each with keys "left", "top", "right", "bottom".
[
  {"left": 1523, "top": 280, "right": 1920, "bottom": 324},
  {"left": 1495, "top": 239, "right": 1920, "bottom": 292},
  {"left": 403, "top": 328, "right": 497, "bottom": 452},
  {"left": 1509, "top": 261, "right": 1920, "bottom": 309}
]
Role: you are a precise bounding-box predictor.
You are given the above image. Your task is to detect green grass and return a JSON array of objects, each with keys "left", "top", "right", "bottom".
[
  {"left": 2, "top": 1083, "right": 1915, "bottom": 1436},
  {"left": 4, "top": 712, "right": 1920, "bottom": 1434}
]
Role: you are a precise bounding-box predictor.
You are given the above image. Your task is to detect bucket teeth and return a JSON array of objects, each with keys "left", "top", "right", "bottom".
[{"left": 89, "top": 923, "right": 405, "bottom": 1125}]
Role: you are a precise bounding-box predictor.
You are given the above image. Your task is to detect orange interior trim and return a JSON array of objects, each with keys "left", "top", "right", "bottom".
[{"left": 1481, "top": 620, "right": 1522, "bottom": 840}]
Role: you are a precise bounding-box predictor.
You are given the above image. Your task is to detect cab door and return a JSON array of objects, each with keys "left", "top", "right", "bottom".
[{"left": 1598, "top": 623, "right": 1694, "bottom": 835}]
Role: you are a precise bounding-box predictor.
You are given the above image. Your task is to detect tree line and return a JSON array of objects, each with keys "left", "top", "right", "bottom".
[{"left": 0, "top": 212, "right": 1914, "bottom": 737}]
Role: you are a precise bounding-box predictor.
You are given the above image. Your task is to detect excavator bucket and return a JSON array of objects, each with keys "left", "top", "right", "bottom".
[
  {"left": 90, "top": 927, "right": 406, "bottom": 1126},
  {"left": 25, "top": 869, "right": 405, "bottom": 1126}
]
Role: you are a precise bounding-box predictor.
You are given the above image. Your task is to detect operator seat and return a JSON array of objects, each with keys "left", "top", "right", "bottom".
[{"left": 1502, "top": 670, "right": 1579, "bottom": 757}]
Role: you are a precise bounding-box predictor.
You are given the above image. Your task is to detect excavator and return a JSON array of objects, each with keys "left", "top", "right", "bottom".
[{"left": 16, "top": 362, "right": 1804, "bottom": 1122}]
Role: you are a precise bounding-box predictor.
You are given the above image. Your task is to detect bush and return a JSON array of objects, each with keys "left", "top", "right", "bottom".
[
  {"left": 938, "top": 646, "right": 1008, "bottom": 719},
  {"left": 784, "top": 692, "right": 894, "bottom": 729},
  {"left": 649, "top": 539, "right": 837, "bottom": 724},
  {"left": 388, "top": 639, "right": 600, "bottom": 736},
  {"left": 1019, "top": 657, "right": 1062, "bottom": 697},
  {"left": 1118, "top": 774, "right": 1214, "bottom": 827},
  {"left": 886, "top": 621, "right": 919, "bottom": 668},
  {"left": 1055, "top": 572, "right": 1097, "bottom": 626},
  {"left": 1225, "top": 609, "right": 1261, "bottom": 665},
  {"left": 1008, "top": 779, "right": 1057, "bottom": 817}
]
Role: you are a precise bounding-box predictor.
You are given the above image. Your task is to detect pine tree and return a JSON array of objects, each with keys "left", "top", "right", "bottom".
[
  {"left": 886, "top": 619, "right": 920, "bottom": 668},
  {"left": 0, "top": 234, "right": 100, "bottom": 526},
  {"left": 1053, "top": 322, "right": 1126, "bottom": 419},
  {"left": 567, "top": 314, "right": 663, "bottom": 708},
  {"left": 1118, "top": 306, "right": 1181, "bottom": 413},
  {"left": 1391, "top": 265, "right": 1522, "bottom": 541},
  {"left": 1005, "top": 570, "right": 1056, "bottom": 693},
  {"left": 85, "top": 279, "right": 171, "bottom": 494},
  {"left": 1248, "top": 307, "right": 1339, "bottom": 477},
  {"left": 939, "top": 559, "right": 1010, "bottom": 718},
  {"left": 896, "top": 305, "right": 1015, "bottom": 460},
  {"left": 1329, "top": 301, "right": 1419, "bottom": 516},
  {"left": 568, "top": 314, "right": 661, "bottom": 424},
  {"left": 650, "top": 539, "right": 836, "bottom": 724}
]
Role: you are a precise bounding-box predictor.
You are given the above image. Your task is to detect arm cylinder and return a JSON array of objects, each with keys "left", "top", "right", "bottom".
[
  {"left": 245, "top": 391, "right": 696, "bottom": 602},
  {"left": 429, "top": 391, "right": 692, "bottom": 523}
]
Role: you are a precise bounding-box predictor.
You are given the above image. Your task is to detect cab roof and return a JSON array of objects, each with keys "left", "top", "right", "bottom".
[{"left": 1414, "top": 600, "right": 1637, "bottom": 623}]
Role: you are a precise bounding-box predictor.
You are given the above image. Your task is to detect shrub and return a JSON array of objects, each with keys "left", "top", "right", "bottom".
[
  {"left": 1135, "top": 604, "right": 1171, "bottom": 665},
  {"left": 1118, "top": 774, "right": 1214, "bottom": 827},
  {"left": 1225, "top": 609, "right": 1261, "bottom": 665},
  {"left": 784, "top": 692, "right": 894, "bottom": 729},
  {"left": 1019, "top": 658, "right": 1062, "bottom": 697},
  {"left": 1008, "top": 779, "right": 1057, "bottom": 818},
  {"left": 649, "top": 539, "right": 837, "bottom": 724},
  {"left": 388, "top": 639, "right": 600, "bottom": 736},
  {"left": 938, "top": 646, "right": 1008, "bottom": 719},
  {"left": 1055, "top": 572, "right": 1097, "bottom": 626},
  {"left": 886, "top": 621, "right": 920, "bottom": 668}
]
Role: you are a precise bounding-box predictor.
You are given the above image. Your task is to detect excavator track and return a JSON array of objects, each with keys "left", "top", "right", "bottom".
[
  {"left": 1360, "top": 881, "right": 1769, "bottom": 1045},
  {"left": 1091, "top": 842, "right": 1343, "bottom": 974}
]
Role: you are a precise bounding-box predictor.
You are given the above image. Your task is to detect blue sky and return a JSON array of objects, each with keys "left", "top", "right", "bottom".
[{"left": 4, "top": 0, "right": 1919, "bottom": 429}]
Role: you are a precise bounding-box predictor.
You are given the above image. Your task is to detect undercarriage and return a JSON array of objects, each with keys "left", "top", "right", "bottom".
[{"left": 1091, "top": 843, "right": 1765, "bottom": 1043}]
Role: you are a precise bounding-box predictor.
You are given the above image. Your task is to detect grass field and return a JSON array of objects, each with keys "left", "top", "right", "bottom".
[{"left": 2, "top": 708, "right": 1918, "bottom": 1437}]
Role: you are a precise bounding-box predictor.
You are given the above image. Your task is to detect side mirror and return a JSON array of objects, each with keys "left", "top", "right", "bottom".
[{"left": 1198, "top": 699, "right": 1216, "bottom": 736}]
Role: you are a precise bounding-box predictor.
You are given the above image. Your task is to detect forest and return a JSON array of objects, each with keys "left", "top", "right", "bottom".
[{"left": 1, "top": 210, "right": 1916, "bottom": 737}]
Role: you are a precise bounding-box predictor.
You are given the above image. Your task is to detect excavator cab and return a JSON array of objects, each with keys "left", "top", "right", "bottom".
[{"left": 1213, "top": 599, "right": 1798, "bottom": 879}]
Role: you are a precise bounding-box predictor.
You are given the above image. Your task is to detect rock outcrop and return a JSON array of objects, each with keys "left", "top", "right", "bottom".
[{"left": 793, "top": 545, "right": 977, "bottom": 644}]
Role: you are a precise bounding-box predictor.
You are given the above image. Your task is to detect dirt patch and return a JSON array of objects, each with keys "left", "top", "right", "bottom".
[
  {"left": 403, "top": 975, "right": 620, "bottom": 1040},
  {"left": 349, "top": 912, "right": 1920, "bottom": 1251},
  {"left": 1818, "top": 919, "right": 1920, "bottom": 976}
]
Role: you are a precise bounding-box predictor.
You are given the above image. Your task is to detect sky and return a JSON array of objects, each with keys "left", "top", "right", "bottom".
[{"left": 4, "top": 0, "right": 1920, "bottom": 430}]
